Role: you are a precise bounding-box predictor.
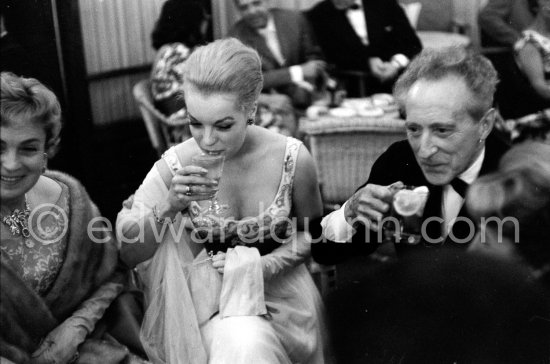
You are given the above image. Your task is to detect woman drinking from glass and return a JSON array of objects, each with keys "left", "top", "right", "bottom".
[{"left": 117, "top": 38, "right": 328, "bottom": 363}]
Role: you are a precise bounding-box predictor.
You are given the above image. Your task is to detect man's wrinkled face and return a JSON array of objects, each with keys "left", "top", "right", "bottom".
[
  {"left": 235, "top": 0, "right": 269, "bottom": 29},
  {"left": 404, "top": 76, "right": 494, "bottom": 185}
]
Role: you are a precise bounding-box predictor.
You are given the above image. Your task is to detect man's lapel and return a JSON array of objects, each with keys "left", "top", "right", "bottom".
[{"left": 242, "top": 21, "right": 281, "bottom": 68}]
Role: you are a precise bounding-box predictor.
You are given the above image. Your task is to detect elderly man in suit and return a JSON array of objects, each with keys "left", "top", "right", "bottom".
[
  {"left": 311, "top": 47, "right": 510, "bottom": 264},
  {"left": 229, "top": 0, "right": 327, "bottom": 109},
  {"left": 306, "top": 0, "right": 422, "bottom": 95}
]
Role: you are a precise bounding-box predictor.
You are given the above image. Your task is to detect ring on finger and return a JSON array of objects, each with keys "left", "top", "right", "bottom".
[{"left": 184, "top": 185, "right": 192, "bottom": 196}]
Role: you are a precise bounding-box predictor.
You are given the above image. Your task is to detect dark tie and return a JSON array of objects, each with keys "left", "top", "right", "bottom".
[
  {"left": 348, "top": 3, "right": 360, "bottom": 10},
  {"left": 423, "top": 185, "right": 443, "bottom": 245},
  {"left": 450, "top": 178, "right": 468, "bottom": 198},
  {"left": 449, "top": 178, "right": 474, "bottom": 244}
]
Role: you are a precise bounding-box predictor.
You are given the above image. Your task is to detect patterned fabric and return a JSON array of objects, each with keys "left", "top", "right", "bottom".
[
  {"left": 0, "top": 183, "right": 69, "bottom": 296},
  {"left": 150, "top": 43, "right": 190, "bottom": 102},
  {"left": 162, "top": 137, "right": 302, "bottom": 255},
  {"left": 515, "top": 30, "right": 550, "bottom": 78}
]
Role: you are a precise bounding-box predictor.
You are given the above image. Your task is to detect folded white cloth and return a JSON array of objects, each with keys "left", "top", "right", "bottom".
[{"left": 220, "top": 246, "right": 267, "bottom": 318}]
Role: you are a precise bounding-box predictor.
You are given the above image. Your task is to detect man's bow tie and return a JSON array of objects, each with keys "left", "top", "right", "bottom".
[
  {"left": 347, "top": 3, "right": 361, "bottom": 10},
  {"left": 450, "top": 178, "right": 469, "bottom": 198}
]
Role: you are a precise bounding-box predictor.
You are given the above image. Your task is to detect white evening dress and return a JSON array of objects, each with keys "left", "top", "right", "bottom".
[{"left": 116, "top": 137, "right": 329, "bottom": 364}]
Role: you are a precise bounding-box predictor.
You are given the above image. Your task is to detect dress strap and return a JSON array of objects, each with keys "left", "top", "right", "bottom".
[
  {"left": 161, "top": 146, "right": 184, "bottom": 175},
  {"left": 273, "top": 137, "right": 302, "bottom": 205},
  {"left": 283, "top": 137, "right": 302, "bottom": 184}
]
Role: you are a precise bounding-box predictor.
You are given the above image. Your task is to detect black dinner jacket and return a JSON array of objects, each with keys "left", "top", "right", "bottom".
[
  {"left": 305, "top": 0, "right": 422, "bottom": 72},
  {"left": 311, "top": 134, "right": 510, "bottom": 265}
]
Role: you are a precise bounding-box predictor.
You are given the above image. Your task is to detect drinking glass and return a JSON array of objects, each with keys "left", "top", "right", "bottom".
[
  {"left": 191, "top": 153, "right": 228, "bottom": 228},
  {"left": 382, "top": 185, "right": 429, "bottom": 245}
]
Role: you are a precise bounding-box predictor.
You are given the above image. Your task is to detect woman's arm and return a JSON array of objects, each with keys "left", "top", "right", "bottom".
[
  {"left": 516, "top": 43, "right": 550, "bottom": 100},
  {"left": 292, "top": 144, "right": 324, "bottom": 231},
  {"left": 261, "top": 145, "right": 323, "bottom": 280},
  {"left": 117, "top": 161, "right": 177, "bottom": 268},
  {"left": 118, "top": 156, "right": 216, "bottom": 268}
]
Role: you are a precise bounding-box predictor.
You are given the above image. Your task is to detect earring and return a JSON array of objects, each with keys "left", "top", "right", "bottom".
[{"left": 479, "top": 138, "right": 484, "bottom": 144}]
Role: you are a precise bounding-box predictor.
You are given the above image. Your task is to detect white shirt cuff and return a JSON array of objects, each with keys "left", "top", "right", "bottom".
[
  {"left": 391, "top": 54, "right": 410, "bottom": 70},
  {"left": 320, "top": 201, "right": 356, "bottom": 243},
  {"left": 289, "top": 65, "right": 304, "bottom": 83}
]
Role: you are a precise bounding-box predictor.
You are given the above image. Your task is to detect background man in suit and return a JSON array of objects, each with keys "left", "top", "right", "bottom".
[
  {"left": 306, "top": 0, "right": 422, "bottom": 95},
  {"left": 229, "top": 0, "right": 327, "bottom": 109},
  {"left": 312, "top": 47, "right": 510, "bottom": 264}
]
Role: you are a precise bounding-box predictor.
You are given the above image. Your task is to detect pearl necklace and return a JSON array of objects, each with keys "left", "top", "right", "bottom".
[{"left": 1, "top": 196, "right": 31, "bottom": 238}]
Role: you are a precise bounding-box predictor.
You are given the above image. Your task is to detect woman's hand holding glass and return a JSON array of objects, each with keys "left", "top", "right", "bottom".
[
  {"left": 164, "top": 165, "right": 218, "bottom": 215},
  {"left": 190, "top": 154, "right": 228, "bottom": 228}
]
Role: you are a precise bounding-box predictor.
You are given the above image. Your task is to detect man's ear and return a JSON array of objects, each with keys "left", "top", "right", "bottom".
[{"left": 480, "top": 108, "right": 496, "bottom": 140}]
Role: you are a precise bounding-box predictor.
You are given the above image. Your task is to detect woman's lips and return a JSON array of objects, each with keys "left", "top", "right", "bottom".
[
  {"left": 202, "top": 150, "right": 224, "bottom": 155},
  {"left": 1, "top": 175, "right": 24, "bottom": 182},
  {"left": 1, "top": 175, "right": 25, "bottom": 186}
]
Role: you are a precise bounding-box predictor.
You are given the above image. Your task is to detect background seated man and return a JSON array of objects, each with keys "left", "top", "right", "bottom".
[
  {"left": 306, "top": 0, "right": 422, "bottom": 96},
  {"left": 229, "top": 0, "right": 327, "bottom": 112},
  {"left": 311, "top": 46, "right": 510, "bottom": 265}
]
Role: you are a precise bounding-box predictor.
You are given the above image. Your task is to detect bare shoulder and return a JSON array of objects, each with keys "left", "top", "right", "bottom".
[
  {"left": 295, "top": 142, "right": 317, "bottom": 179},
  {"left": 251, "top": 126, "right": 288, "bottom": 155},
  {"left": 30, "top": 175, "right": 63, "bottom": 205}
]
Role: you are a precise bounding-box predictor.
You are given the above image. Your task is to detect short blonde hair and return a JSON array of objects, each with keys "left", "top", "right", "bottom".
[
  {"left": 1, "top": 72, "right": 62, "bottom": 152},
  {"left": 182, "top": 38, "right": 263, "bottom": 113}
]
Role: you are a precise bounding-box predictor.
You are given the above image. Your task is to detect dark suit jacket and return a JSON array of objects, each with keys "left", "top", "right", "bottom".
[
  {"left": 228, "top": 8, "right": 323, "bottom": 93},
  {"left": 151, "top": 0, "right": 213, "bottom": 50},
  {"left": 311, "top": 135, "right": 510, "bottom": 264},
  {"left": 305, "top": 0, "right": 422, "bottom": 72}
]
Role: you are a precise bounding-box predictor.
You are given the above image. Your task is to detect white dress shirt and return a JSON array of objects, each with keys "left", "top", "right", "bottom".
[
  {"left": 442, "top": 148, "right": 484, "bottom": 235},
  {"left": 321, "top": 147, "right": 486, "bottom": 242},
  {"left": 343, "top": 1, "right": 410, "bottom": 70},
  {"left": 346, "top": 1, "right": 369, "bottom": 45},
  {"left": 257, "top": 16, "right": 286, "bottom": 65}
]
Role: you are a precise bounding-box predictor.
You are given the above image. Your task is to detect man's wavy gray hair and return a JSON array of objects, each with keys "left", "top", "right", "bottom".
[{"left": 393, "top": 46, "right": 498, "bottom": 121}]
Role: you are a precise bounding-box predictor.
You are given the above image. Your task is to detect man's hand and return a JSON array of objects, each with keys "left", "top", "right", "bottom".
[
  {"left": 368, "top": 57, "right": 399, "bottom": 82},
  {"left": 344, "top": 182, "right": 403, "bottom": 231},
  {"left": 301, "top": 60, "right": 327, "bottom": 81}
]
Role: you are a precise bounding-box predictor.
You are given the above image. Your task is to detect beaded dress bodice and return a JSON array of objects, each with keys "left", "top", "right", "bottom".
[{"left": 162, "top": 137, "right": 301, "bottom": 255}]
